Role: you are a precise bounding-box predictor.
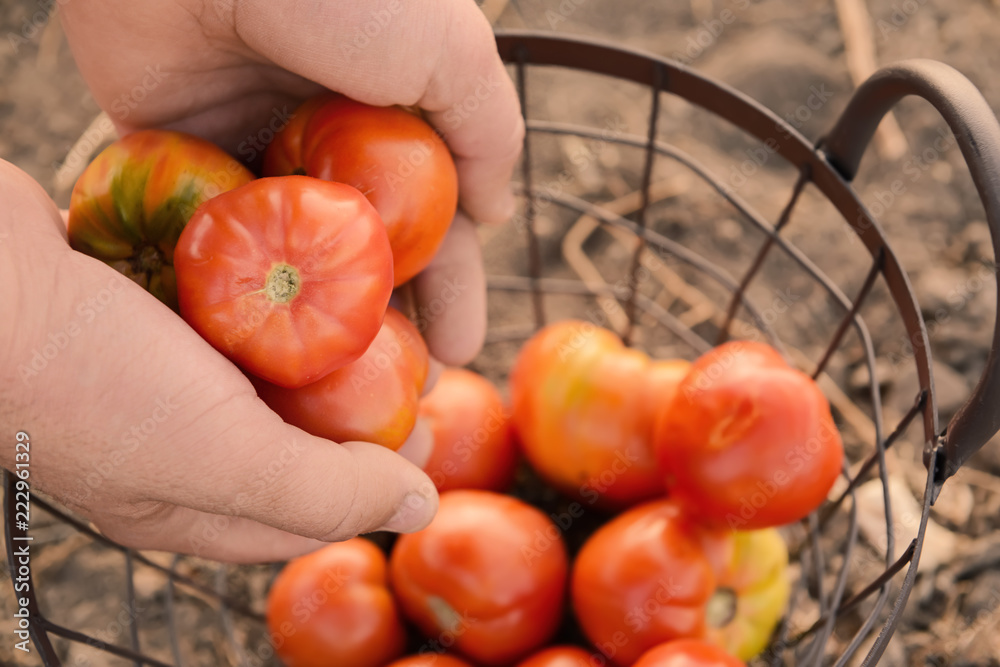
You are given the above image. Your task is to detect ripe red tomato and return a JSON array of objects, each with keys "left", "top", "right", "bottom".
[
  {"left": 68, "top": 130, "right": 255, "bottom": 310},
  {"left": 509, "top": 320, "right": 690, "bottom": 509},
  {"left": 632, "top": 640, "right": 745, "bottom": 667},
  {"left": 390, "top": 490, "right": 568, "bottom": 665},
  {"left": 262, "top": 94, "right": 329, "bottom": 175},
  {"left": 174, "top": 175, "right": 393, "bottom": 388},
  {"left": 419, "top": 368, "right": 518, "bottom": 492},
  {"left": 264, "top": 93, "right": 458, "bottom": 285},
  {"left": 571, "top": 500, "right": 788, "bottom": 666},
  {"left": 517, "top": 646, "right": 600, "bottom": 667},
  {"left": 266, "top": 538, "right": 406, "bottom": 667},
  {"left": 252, "top": 307, "right": 429, "bottom": 450},
  {"left": 386, "top": 655, "right": 474, "bottom": 667},
  {"left": 653, "top": 340, "right": 844, "bottom": 529}
]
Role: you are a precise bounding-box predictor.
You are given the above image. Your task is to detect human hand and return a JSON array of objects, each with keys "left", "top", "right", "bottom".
[
  {"left": 60, "top": 0, "right": 524, "bottom": 365},
  {"left": 4, "top": 0, "right": 522, "bottom": 562},
  {"left": 0, "top": 161, "right": 438, "bottom": 562}
]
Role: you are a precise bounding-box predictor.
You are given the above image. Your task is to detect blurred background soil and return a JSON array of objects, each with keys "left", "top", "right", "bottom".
[{"left": 4, "top": 0, "right": 1000, "bottom": 665}]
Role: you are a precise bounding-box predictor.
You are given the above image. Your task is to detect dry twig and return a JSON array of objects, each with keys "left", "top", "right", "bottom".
[{"left": 834, "top": 0, "right": 909, "bottom": 161}]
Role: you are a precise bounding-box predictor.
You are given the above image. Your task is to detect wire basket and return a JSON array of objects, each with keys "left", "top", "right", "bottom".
[{"left": 7, "top": 30, "right": 1000, "bottom": 667}]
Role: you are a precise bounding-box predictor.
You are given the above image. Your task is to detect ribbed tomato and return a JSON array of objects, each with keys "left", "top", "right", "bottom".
[
  {"left": 68, "top": 129, "right": 254, "bottom": 310},
  {"left": 263, "top": 93, "right": 458, "bottom": 285},
  {"left": 174, "top": 175, "right": 393, "bottom": 388},
  {"left": 571, "top": 499, "right": 788, "bottom": 665},
  {"left": 253, "top": 307, "right": 429, "bottom": 450},
  {"left": 653, "top": 341, "right": 844, "bottom": 529},
  {"left": 266, "top": 538, "right": 406, "bottom": 667},
  {"left": 633, "top": 640, "right": 745, "bottom": 667},
  {"left": 419, "top": 368, "right": 518, "bottom": 491},
  {"left": 516, "top": 646, "right": 600, "bottom": 667},
  {"left": 509, "top": 320, "right": 689, "bottom": 509},
  {"left": 390, "top": 490, "right": 568, "bottom": 665}
]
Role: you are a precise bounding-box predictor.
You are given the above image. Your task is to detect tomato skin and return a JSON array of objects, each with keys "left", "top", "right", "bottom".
[
  {"left": 261, "top": 94, "right": 330, "bottom": 176},
  {"left": 264, "top": 93, "right": 458, "bottom": 285},
  {"left": 253, "top": 307, "right": 429, "bottom": 450},
  {"left": 702, "top": 530, "right": 789, "bottom": 660},
  {"left": 653, "top": 340, "right": 844, "bottom": 529},
  {"left": 632, "top": 640, "right": 745, "bottom": 667},
  {"left": 390, "top": 490, "right": 569, "bottom": 666},
  {"left": 386, "top": 655, "right": 474, "bottom": 667},
  {"left": 509, "top": 320, "right": 690, "bottom": 509},
  {"left": 572, "top": 500, "right": 715, "bottom": 666},
  {"left": 571, "top": 500, "right": 788, "bottom": 666},
  {"left": 266, "top": 538, "right": 406, "bottom": 667},
  {"left": 68, "top": 130, "right": 255, "bottom": 310},
  {"left": 517, "top": 646, "right": 599, "bottom": 667},
  {"left": 419, "top": 368, "right": 518, "bottom": 492},
  {"left": 174, "top": 175, "right": 393, "bottom": 388}
]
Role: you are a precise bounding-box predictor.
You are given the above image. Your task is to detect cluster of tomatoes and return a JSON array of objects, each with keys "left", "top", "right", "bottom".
[
  {"left": 68, "top": 93, "right": 457, "bottom": 448},
  {"left": 266, "top": 322, "right": 844, "bottom": 667},
  {"left": 68, "top": 92, "right": 845, "bottom": 667}
]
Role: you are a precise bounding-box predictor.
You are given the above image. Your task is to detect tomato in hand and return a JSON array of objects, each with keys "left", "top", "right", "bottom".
[
  {"left": 509, "top": 320, "right": 690, "bottom": 509},
  {"left": 390, "top": 490, "right": 569, "bottom": 665},
  {"left": 68, "top": 130, "right": 255, "bottom": 310},
  {"left": 517, "top": 646, "right": 600, "bottom": 667},
  {"left": 386, "top": 655, "right": 474, "bottom": 667},
  {"left": 261, "top": 94, "right": 329, "bottom": 175},
  {"left": 174, "top": 175, "right": 393, "bottom": 388},
  {"left": 633, "top": 640, "right": 745, "bottom": 667},
  {"left": 264, "top": 93, "right": 458, "bottom": 285},
  {"left": 419, "top": 368, "right": 518, "bottom": 491},
  {"left": 653, "top": 340, "right": 843, "bottom": 529},
  {"left": 253, "top": 307, "right": 429, "bottom": 450},
  {"left": 266, "top": 538, "right": 406, "bottom": 667},
  {"left": 571, "top": 499, "right": 788, "bottom": 665}
]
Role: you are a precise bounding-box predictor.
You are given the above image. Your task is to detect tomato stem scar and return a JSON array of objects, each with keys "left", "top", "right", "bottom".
[
  {"left": 130, "top": 243, "right": 164, "bottom": 279},
  {"left": 426, "top": 595, "right": 462, "bottom": 632},
  {"left": 265, "top": 263, "right": 302, "bottom": 303},
  {"left": 705, "top": 587, "right": 738, "bottom": 628}
]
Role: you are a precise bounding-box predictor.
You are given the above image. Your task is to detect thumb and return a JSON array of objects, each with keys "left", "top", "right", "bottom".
[
  {"left": 172, "top": 405, "right": 441, "bottom": 541},
  {"left": 0, "top": 158, "right": 438, "bottom": 555},
  {"left": 94, "top": 418, "right": 440, "bottom": 563}
]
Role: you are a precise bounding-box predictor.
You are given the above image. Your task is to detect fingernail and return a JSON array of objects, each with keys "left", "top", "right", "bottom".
[{"left": 379, "top": 490, "right": 438, "bottom": 533}]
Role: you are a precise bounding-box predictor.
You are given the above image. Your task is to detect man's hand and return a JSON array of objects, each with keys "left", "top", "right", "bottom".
[
  {"left": 1, "top": 161, "right": 449, "bottom": 562},
  {"left": 61, "top": 0, "right": 524, "bottom": 364},
  {"left": 1, "top": 0, "right": 523, "bottom": 562}
]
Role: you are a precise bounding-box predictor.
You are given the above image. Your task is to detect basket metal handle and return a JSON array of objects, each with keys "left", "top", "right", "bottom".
[{"left": 823, "top": 59, "right": 1000, "bottom": 482}]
